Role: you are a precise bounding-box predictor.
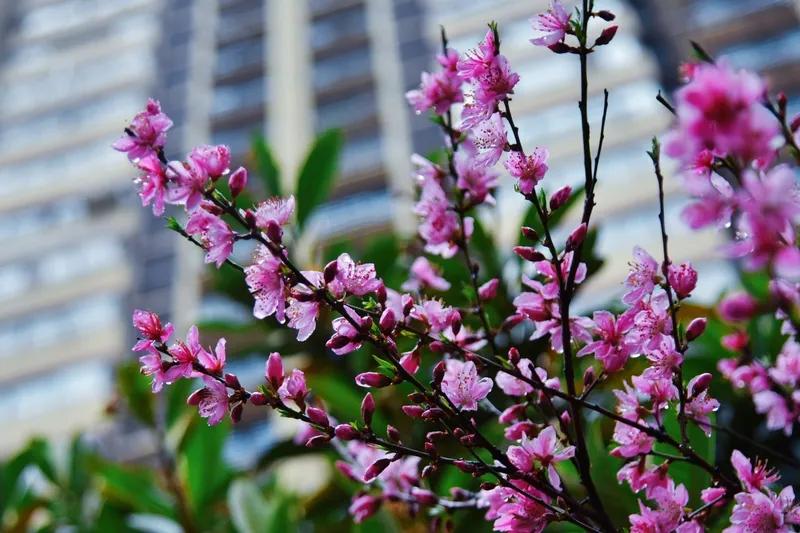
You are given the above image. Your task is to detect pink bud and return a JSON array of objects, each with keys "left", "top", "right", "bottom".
[
  {"left": 306, "top": 406, "right": 330, "bottom": 427},
  {"left": 499, "top": 403, "right": 526, "bottom": 424},
  {"left": 334, "top": 423, "right": 360, "bottom": 440},
  {"left": 594, "top": 25, "right": 618, "bottom": 46},
  {"left": 421, "top": 465, "right": 436, "bottom": 479},
  {"left": 249, "top": 391, "right": 268, "bottom": 405},
  {"left": 379, "top": 308, "right": 396, "bottom": 333},
  {"left": 549, "top": 185, "right": 572, "bottom": 211},
  {"left": 791, "top": 113, "right": 800, "bottom": 133},
  {"left": 721, "top": 331, "right": 748, "bottom": 352},
  {"left": 520, "top": 226, "right": 539, "bottom": 242},
  {"left": 513, "top": 246, "right": 545, "bottom": 262},
  {"left": 454, "top": 460, "right": 476, "bottom": 474},
  {"left": 361, "top": 392, "right": 375, "bottom": 427},
  {"left": 324, "top": 260, "right": 338, "bottom": 284},
  {"left": 508, "top": 347, "right": 520, "bottom": 365},
  {"left": 187, "top": 389, "right": 203, "bottom": 406},
  {"left": 429, "top": 341, "right": 447, "bottom": 353},
  {"left": 387, "top": 425, "right": 401, "bottom": 442},
  {"left": 231, "top": 403, "right": 243, "bottom": 423},
  {"left": 265, "top": 352, "right": 284, "bottom": 389},
  {"left": 305, "top": 434, "right": 331, "bottom": 448},
  {"left": 686, "top": 317, "right": 707, "bottom": 341},
  {"left": 355, "top": 372, "right": 392, "bottom": 388},
  {"left": 432, "top": 360, "right": 446, "bottom": 386},
  {"left": 224, "top": 373, "right": 241, "bottom": 389},
  {"left": 566, "top": 223, "right": 587, "bottom": 251},
  {"left": 596, "top": 10, "right": 616, "bottom": 21},
  {"left": 265, "top": 220, "right": 283, "bottom": 244},
  {"left": 478, "top": 278, "right": 499, "bottom": 301},
  {"left": 583, "top": 366, "right": 595, "bottom": 389},
  {"left": 375, "top": 284, "right": 387, "bottom": 304},
  {"left": 228, "top": 166, "right": 247, "bottom": 197},
  {"left": 401, "top": 404, "right": 424, "bottom": 418},
  {"left": 411, "top": 487, "right": 438, "bottom": 506},
  {"left": 399, "top": 349, "right": 420, "bottom": 375},
  {"left": 349, "top": 494, "right": 382, "bottom": 523},
  {"left": 364, "top": 458, "right": 391, "bottom": 481},
  {"left": 688, "top": 373, "right": 713, "bottom": 397},
  {"left": 335, "top": 460, "right": 359, "bottom": 481},
  {"left": 560, "top": 411, "right": 571, "bottom": 426},
  {"left": 668, "top": 262, "right": 698, "bottom": 299},
  {"left": 719, "top": 292, "right": 758, "bottom": 322},
  {"left": 502, "top": 314, "right": 526, "bottom": 330}
]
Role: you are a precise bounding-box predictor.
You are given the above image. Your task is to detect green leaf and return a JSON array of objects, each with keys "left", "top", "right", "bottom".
[
  {"left": 117, "top": 361, "right": 156, "bottom": 427},
  {"left": 0, "top": 438, "right": 56, "bottom": 517},
  {"left": 228, "top": 479, "right": 270, "bottom": 533},
  {"left": 251, "top": 134, "right": 282, "bottom": 197},
  {"left": 93, "top": 461, "right": 174, "bottom": 517},
  {"left": 179, "top": 420, "right": 233, "bottom": 520},
  {"left": 295, "top": 129, "right": 343, "bottom": 229}
]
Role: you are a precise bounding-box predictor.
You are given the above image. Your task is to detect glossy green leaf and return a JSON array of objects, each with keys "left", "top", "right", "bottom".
[
  {"left": 251, "top": 134, "right": 282, "bottom": 197},
  {"left": 295, "top": 129, "right": 343, "bottom": 229},
  {"left": 179, "top": 420, "right": 233, "bottom": 519},
  {"left": 93, "top": 461, "right": 174, "bottom": 517}
]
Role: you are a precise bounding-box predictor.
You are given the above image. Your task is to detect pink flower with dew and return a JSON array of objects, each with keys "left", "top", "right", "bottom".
[
  {"left": 631, "top": 374, "right": 678, "bottom": 422},
  {"left": 726, "top": 486, "right": 799, "bottom": 533},
  {"left": 454, "top": 141, "right": 499, "bottom": 205},
  {"left": 731, "top": 449, "right": 780, "bottom": 492},
  {"left": 254, "top": 195, "right": 295, "bottom": 232},
  {"left": 681, "top": 172, "right": 735, "bottom": 230},
  {"left": 531, "top": 304, "right": 593, "bottom": 353},
  {"left": 245, "top": 245, "right": 286, "bottom": 323},
  {"left": 495, "top": 359, "right": 536, "bottom": 397},
  {"left": 641, "top": 335, "right": 683, "bottom": 382},
  {"left": 414, "top": 175, "right": 464, "bottom": 258},
  {"left": 402, "top": 257, "right": 451, "bottom": 292},
  {"left": 527, "top": 251, "right": 586, "bottom": 300},
  {"left": 529, "top": 1, "right": 571, "bottom": 47},
  {"left": 442, "top": 324, "right": 488, "bottom": 352},
  {"left": 192, "top": 327, "right": 226, "bottom": 374},
  {"left": 344, "top": 441, "right": 420, "bottom": 496},
  {"left": 185, "top": 207, "right": 234, "bottom": 268},
  {"left": 166, "top": 158, "right": 209, "bottom": 212},
  {"left": 134, "top": 155, "right": 169, "bottom": 216},
  {"left": 411, "top": 299, "right": 461, "bottom": 335},
  {"left": 506, "top": 426, "right": 574, "bottom": 489},
  {"left": 611, "top": 421, "right": 655, "bottom": 458},
  {"left": 668, "top": 262, "right": 697, "bottom": 299},
  {"left": 457, "top": 29, "right": 497, "bottom": 82},
  {"left": 112, "top": 99, "right": 173, "bottom": 161},
  {"left": 504, "top": 148, "right": 549, "bottom": 196},
  {"left": 629, "top": 292, "right": 673, "bottom": 352},
  {"left": 132, "top": 309, "right": 174, "bottom": 350},
  {"left": 440, "top": 359, "right": 492, "bottom": 411},
  {"left": 753, "top": 390, "right": 794, "bottom": 435},
  {"left": 628, "top": 480, "right": 689, "bottom": 533},
  {"left": 664, "top": 60, "right": 780, "bottom": 170},
  {"left": 623, "top": 246, "right": 660, "bottom": 305},
  {"left": 577, "top": 310, "right": 635, "bottom": 373},
  {"left": 188, "top": 144, "right": 231, "bottom": 178},
  {"left": 278, "top": 368, "right": 308, "bottom": 405},
  {"left": 720, "top": 359, "right": 770, "bottom": 394},
  {"left": 614, "top": 381, "right": 643, "bottom": 421},
  {"left": 164, "top": 340, "right": 198, "bottom": 382},
  {"left": 685, "top": 373, "right": 719, "bottom": 435},
  {"left": 616, "top": 461, "right": 670, "bottom": 499},
  {"left": 471, "top": 112, "right": 507, "bottom": 167},
  {"left": 327, "top": 308, "right": 366, "bottom": 356},
  {"left": 188, "top": 376, "right": 229, "bottom": 426}
]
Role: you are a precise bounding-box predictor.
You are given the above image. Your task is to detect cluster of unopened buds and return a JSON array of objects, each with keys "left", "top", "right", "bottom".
[{"left": 117, "top": 1, "right": 800, "bottom": 531}]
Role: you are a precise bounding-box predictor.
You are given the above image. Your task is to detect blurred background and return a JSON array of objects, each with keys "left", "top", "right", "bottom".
[{"left": 1, "top": 0, "right": 799, "bottom": 528}]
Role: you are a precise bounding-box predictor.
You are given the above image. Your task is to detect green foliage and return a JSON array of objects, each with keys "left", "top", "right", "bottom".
[
  {"left": 251, "top": 133, "right": 282, "bottom": 198},
  {"left": 295, "top": 129, "right": 343, "bottom": 229}
]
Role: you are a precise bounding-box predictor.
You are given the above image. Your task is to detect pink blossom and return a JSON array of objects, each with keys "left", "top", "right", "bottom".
[
  {"left": 197, "top": 336, "right": 226, "bottom": 375},
  {"left": 531, "top": 304, "right": 594, "bottom": 353},
  {"left": 112, "top": 99, "right": 172, "bottom": 161},
  {"left": 770, "top": 340, "right": 800, "bottom": 387},
  {"left": 664, "top": 60, "right": 780, "bottom": 169},
  {"left": 685, "top": 373, "right": 719, "bottom": 434},
  {"left": 327, "top": 308, "right": 367, "bottom": 356},
  {"left": 134, "top": 155, "right": 169, "bottom": 216},
  {"left": 642, "top": 335, "right": 683, "bottom": 381},
  {"left": 411, "top": 299, "right": 461, "bottom": 335},
  {"left": 278, "top": 368, "right": 308, "bottom": 405},
  {"left": 614, "top": 381, "right": 644, "bottom": 421},
  {"left": 454, "top": 141, "right": 499, "bottom": 205},
  {"left": 188, "top": 376, "right": 229, "bottom": 426},
  {"left": 285, "top": 271, "right": 324, "bottom": 341},
  {"left": 185, "top": 207, "right": 234, "bottom": 268},
  {"left": 578, "top": 310, "right": 635, "bottom": 373},
  {"left": 623, "top": 246, "right": 660, "bottom": 305},
  {"left": 245, "top": 246, "right": 286, "bottom": 322},
  {"left": 617, "top": 461, "right": 670, "bottom": 499},
  {"left": 480, "top": 480, "right": 551, "bottom": 533},
  {"left": 668, "top": 262, "right": 697, "bottom": 299},
  {"left": 753, "top": 390, "right": 794, "bottom": 435},
  {"left": 254, "top": 195, "right": 295, "bottom": 233},
  {"left": 530, "top": 1, "right": 571, "bottom": 47},
  {"left": 166, "top": 158, "right": 209, "bottom": 212},
  {"left": 726, "top": 486, "right": 799, "bottom": 533},
  {"left": 414, "top": 170, "right": 464, "bottom": 257},
  {"left": 611, "top": 421, "right": 655, "bottom": 458},
  {"left": 720, "top": 359, "right": 770, "bottom": 394},
  {"left": 504, "top": 148, "right": 549, "bottom": 195},
  {"left": 718, "top": 291, "right": 759, "bottom": 322},
  {"left": 132, "top": 309, "right": 174, "bottom": 351},
  {"left": 506, "top": 426, "right": 574, "bottom": 489},
  {"left": 139, "top": 345, "right": 169, "bottom": 392},
  {"left": 405, "top": 48, "right": 463, "bottom": 115},
  {"left": 164, "top": 340, "right": 198, "bottom": 382},
  {"left": 440, "top": 359, "right": 492, "bottom": 411},
  {"left": 348, "top": 494, "right": 381, "bottom": 524},
  {"left": 188, "top": 144, "right": 231, "bottom": 178},
  {"left": 335, "top": 253, "right": 383, "bottom": 297},
  {"left": 681, "top": 172, "right": 735, "bottom": 230},
  {"left": 731, "top": 449, "right": 780, "bottom": 492},
  {"left": 478, "top": 278, "right": 500, "bottom": 301},
  {"left": 629, "top": 481, "right": 688, "bottom": 533},
  {"left": 471, "top": 112, "right": 507, "bottom": 167},
  {"left": 343, "top": 441, "right": 420, "bottom": 496},
  {"left": 628, "top": 293, "right": 673, "bottom": 352},
  {"left": 495, "top": 359, "right": 535, "bottom": 397},
  {"left": 402, "top": 257, "right": 451, "bottom": 292}
]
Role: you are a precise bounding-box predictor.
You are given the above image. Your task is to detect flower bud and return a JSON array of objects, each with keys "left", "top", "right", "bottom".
[
  {"left": 228, "top": 166, "right": 247, "bottom": 197},
  {"left": 379, "top": 308, "right": 396, "bottom": 333},
  {"left": 549, "top": 185, "right": 572, "bottom": 211},
  {"left": 402, "top": 294, "right": 414, "bottom": 316},
  {"left": 791, "top": 113, "right": 800, "bottom": 133},
  {"left": 349, "top": 494, "right": 381, "bottom": 523},
  {"left": 520, "top": 226, "right": 539, "bottom": 242},
  {"left": 429, "top": 341, "right": 447, "bottom": 353},
  {"left": 411, "top": 487, "right": 438, "bottom": 506},
  {"left": 454, "top": 460, "right": 476, "bottom": 474},
  {"left": 422, "top": 408, "right": 446, "bottom": 420},
  {"left": 387, "top": 425, "right": 401, "bottom": 443},
  {"left": 778, "top": 92, "right": 788, "bottom": 114},
  {"left": 265, "top": 220, "right": 283, "bottom": 244},
  {"left": 265, "top": 352, "right": 284, "bottom": 389},
  {"left": 399, "top": 349, "right": 420, "bottom": 375},
  {"left": 508, "top": 347, "right": 520, "bottom": 365},
  {"left": 566, "top": 223, "right": 587, "bottom": 251},
  {"left": 364, "top": 458, "right": 391, "bottom": 481},
  {"left": 594, "top": 25, "right": 618, "bottom": 46},
  {"left": 424, "top": 441, "right": 436, "bottom": 455},
  {"left": 334, "top": 423, "right": 360, "bottom": 440},
  {"left": 548, "top": 42, "right": 572, "bottom": 54},
  {"left": 668, "top": 262, "right": 698, "bottom": 299},
  {"left": 686, "top": 317, "right": 707, "bottom": 341},
  {"left": 306, "top": 406, "right": 330, "bottom": 427},
  {"left": 721, "top": 331, "right": 748, "bottom": 352},
  {"left": 480, "top": 482, "right": 496, "bottom": 491},
  {"left": 478, "top": 278, "right": 499, "bottom": 301},
  {"left": 249, "top": 391, "right": 268, "bottom": 405},
  {"left": 583, "top": 366, "right": 596, "bottom": 389},
  {"left": 432, "top": 360, "right": 446, "bottom": 387},
  {"left": 560, "top": 411, "right": 571, "bottom": 426},
  {"left": 355, "top": 372, "right": 392, "bottom": 389},
  {"left": 305, "top": 434, "right": 331, "bottom": 448},
  {"left": 243, "top": 209, "right": 257, "bottom": 227},
  {"left": 595, "top": 10, "right": 616, "bottom": 21},
  {"left": 323, "top": 260, "right": 338, "bottom": 284},
  {"left": 499, "top": 403, "right": 526, "bottom": 424},
  {"left": 687, "top": 372, "right": 713, "bottom": 397},
  {"left": 401, "top": 404, "right": 424, "bottom": 418},
  {"left": 375, "top": 284, "right": 387, "bottom": 304},
  {"left": 719, "top": 292, "right": 758, "bottom": 322},
  {"left": 187, "top": 389, "right": 203, "bottom": 406},
  {"left": 513, "top": 246, "right": 545, "bottom": 262},
  {"left": 421, "top": 464, "right": 436, "bottom": 479},
  {"left": 361, "top": 392, "right": 375, "bottom": 427},
  {"left": 224, "top": 373, "right": 241, "bottom": 389},
  {"left": 502, "top": 314, "right": 526, "bottom": 330},
  {"left": 408, "top": 392, "right": 426, "bottom": 403},
  {"left": 231, "top": 403, "right": 243, "bottom": 423}
]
